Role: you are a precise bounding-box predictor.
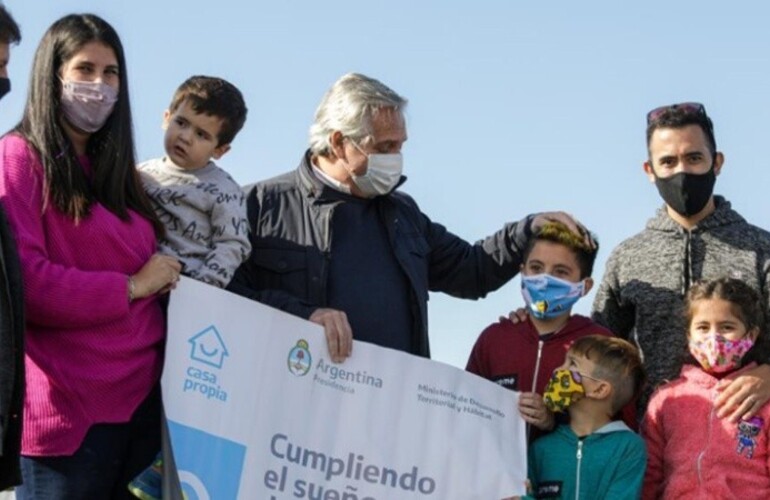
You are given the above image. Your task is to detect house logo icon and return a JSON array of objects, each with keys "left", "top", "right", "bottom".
[
  {"left": 188, "top": 325, "right": 229, "bottom": 369},
  {"left": 287, "top": 339, "right": 312, "bottom": 376}
]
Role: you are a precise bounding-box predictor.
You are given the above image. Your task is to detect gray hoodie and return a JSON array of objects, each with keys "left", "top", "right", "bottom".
[{"left": 592, "top": 196, "right": 770, "bottom": 409}]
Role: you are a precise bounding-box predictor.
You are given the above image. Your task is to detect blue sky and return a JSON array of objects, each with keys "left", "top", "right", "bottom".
[{"left": 4, "top": 2, "right": 770, "bottom": 368}]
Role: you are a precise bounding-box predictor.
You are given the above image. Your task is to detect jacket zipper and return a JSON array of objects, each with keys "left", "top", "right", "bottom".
[
  {"left": 525, "top": 340, "right": 545, "bottom": 441},
  {"left": 319, "top": 208, "right": 334, "bottom": 304},
  {"left": 575, "top": 440, "right": 583, "bottom": 500},
  {"left": 683, "top": 231, "right": 692, "bottom": 295},
  {"left": 696, "top": 396, "right": 715, "bottom": 489},
  {"left": 322, "top": 207, "right": 334, "bottom": 252}
]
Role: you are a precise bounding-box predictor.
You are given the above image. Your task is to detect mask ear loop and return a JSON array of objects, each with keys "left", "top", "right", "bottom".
[
  {"left": 341, "top": 137, "right": 370, "bottom": 180},
  {"left": 350, "top": 139, "right": 364, "bottom": 155},
  {"left": 347, "top": 136, "right": 371, "bottom": 157}
]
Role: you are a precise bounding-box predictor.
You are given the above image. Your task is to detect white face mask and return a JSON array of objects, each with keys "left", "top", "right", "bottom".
[{"left": 349, "top": 142, "right": 403, "bottom": 197}]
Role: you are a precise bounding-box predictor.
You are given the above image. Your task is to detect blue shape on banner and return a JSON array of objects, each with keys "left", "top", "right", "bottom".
[
  {"left": 167, "top": 420, "right": 246, "bottom": 499},
  {"left": 189, "top": 325, "right": 229, "bottom": 368}
]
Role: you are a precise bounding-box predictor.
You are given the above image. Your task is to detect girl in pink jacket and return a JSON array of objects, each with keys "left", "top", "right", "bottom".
[{"left": 642, "top": 278, "right": 770, "bottom": 499}]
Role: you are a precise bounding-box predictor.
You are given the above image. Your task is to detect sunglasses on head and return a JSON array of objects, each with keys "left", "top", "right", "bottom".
[{"left": 646, "top": 102, "right": 706, "bottom": 124}]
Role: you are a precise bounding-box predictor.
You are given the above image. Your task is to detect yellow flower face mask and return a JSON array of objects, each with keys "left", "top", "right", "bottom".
[{"left": 542, "top": 368, "right": 585, "bottom": 413}]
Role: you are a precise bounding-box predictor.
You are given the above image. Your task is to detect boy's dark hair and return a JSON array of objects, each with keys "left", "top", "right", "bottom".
[
  {"left": 570, "top": 335, "right": 645, "bottom": 414},
  {"left": 646, "top": 103, "right": 716, "bottom": 157},
  {"left": 684, "top": 277, "right": 769, "bottom": 367},
  {"left": 168, "top": 76, "right": 247, "bottom": 147},
  {"left": 522, "top": 221, "right": 598, "bottom": 278},
  {"left": 0, "top": 5, "right": 20, "bottom": 45}
]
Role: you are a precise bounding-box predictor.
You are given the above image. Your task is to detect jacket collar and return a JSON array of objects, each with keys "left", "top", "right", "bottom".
[
  {"left": 645, "top": 195, "right": 745, "bottom": 233},
  {"left": 296, "top": 150, "right": 330, "bottom": 200},
  {"left": 594, "top": 420, "right": 632, "bottom": 434},
  {"left": 555, "top": 420, "right": 633, "bottom": 442},
  {"left": 520, "top": 314, "right": 598, "bottom": 343},
  {"left": 680, "top": 362, "right": 758, "bottom": 388}
]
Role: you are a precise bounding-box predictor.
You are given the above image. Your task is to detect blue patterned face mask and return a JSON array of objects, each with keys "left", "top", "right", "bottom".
[{"left": 521, "top": 274, "right": 585, "bottom": 319}]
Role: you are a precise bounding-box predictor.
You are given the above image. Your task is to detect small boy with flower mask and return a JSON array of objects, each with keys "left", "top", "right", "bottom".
[{"left": 522, "top": 335, "right": 646, "bottom": 499}]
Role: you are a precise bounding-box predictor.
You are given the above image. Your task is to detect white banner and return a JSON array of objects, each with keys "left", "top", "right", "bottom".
[{"left": 162, "top": 277, "right": 527, "bottom": 499}]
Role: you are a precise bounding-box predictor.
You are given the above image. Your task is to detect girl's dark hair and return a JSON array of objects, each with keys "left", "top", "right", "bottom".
[
  {"left": 684, "top": 278, "right": 769, "bottom": 367},
  {"left": 16, "top": 14, "right": 162, "bottom": 236}
]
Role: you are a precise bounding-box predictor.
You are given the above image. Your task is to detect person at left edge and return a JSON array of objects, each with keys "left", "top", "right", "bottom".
[
  {"left": 0, "top": 3, "right": 17, "bottom": 100},
  {"left": 229, "top": 72, "right": 592, "bottom": 361},
  {"left": 0, "top": 14, "right": 181, "bottom": 500},
  {"left": 0, "top": 3, "right": 23, "bottom": 493}
]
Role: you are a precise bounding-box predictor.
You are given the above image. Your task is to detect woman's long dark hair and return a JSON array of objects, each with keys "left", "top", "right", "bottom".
[{"left": 16, "top": 14, "right": 162, "bottom": 236}]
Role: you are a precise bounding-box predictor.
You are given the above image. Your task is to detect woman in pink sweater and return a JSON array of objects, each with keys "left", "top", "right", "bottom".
[
  {"left": 642, "top": 278, "right": 770, "bottom": 499},
  {"left": 0, "top": 14, "right": 181, "bottom": 499}
]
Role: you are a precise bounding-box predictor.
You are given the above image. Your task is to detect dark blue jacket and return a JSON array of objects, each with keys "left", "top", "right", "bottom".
[{"left": 230, "top": 151, "right": 532, "bottom": 357}]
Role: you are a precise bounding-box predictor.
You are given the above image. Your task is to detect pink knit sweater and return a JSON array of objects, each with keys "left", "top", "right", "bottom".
[
  {"left": 642, "top": 363, "right": 770, "bottom": 499},
  {"left": 0, "top": 134, "right": 165, "bottom": 455}
]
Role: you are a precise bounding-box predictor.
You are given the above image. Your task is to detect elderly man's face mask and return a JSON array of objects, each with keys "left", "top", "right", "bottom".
[{"left": 348, "top": 141, "right": 403, "bottom": 197}]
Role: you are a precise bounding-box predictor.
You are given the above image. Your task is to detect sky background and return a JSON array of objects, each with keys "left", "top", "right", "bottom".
[{"left": 3, "top": 1, "right": 769, "bottom": 369}]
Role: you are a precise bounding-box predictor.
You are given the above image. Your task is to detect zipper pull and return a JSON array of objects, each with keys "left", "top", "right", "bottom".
[{"left": 576, "top": 441, "right": 583, "bottom": 459}]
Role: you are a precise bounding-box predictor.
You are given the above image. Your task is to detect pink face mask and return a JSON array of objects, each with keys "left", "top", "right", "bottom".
[
  {"left": 60, "top": 79, "right": 118, "bottom": 133},
  {"left": 688, "top": 332, "right": 754, "bottom": 374}
]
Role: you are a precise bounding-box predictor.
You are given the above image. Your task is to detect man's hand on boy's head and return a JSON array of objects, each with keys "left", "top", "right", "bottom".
[
  {"left": 529, "top": 211, "right": 596, "bottom": 249},
  {"left": 715, "top": 364, "right": 770, "bottom": 422},
  {"left": 518, "top": 392, "right": 555, "bottom": 430}
]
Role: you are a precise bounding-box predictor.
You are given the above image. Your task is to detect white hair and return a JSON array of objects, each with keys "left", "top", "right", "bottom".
[{"left": 309, "top": 73, "right": 407, "bottom": 156}]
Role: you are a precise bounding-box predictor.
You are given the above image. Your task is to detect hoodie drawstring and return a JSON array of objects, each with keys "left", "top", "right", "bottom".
[{"left": 682, "top": 231, "right": 692, "bottom": 295}]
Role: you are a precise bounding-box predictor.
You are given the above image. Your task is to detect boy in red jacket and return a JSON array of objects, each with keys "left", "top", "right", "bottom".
[{"left": 466, "top": 221, "right": 611, "bottom": 437}]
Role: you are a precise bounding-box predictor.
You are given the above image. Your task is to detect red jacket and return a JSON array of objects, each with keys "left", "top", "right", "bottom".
[
  {"left": 642, "top": 363, "right": 770, "bottom": 499},
  {"left": 466, "top": 315, "right": 612, "bottom": 395}
]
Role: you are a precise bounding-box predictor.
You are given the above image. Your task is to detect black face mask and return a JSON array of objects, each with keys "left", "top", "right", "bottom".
[
  {"left": 654, "top": 165, "right": 716, "bottom": 217},
  {"left": 0, "top": 78, "right": 9, "bottom": 101}
]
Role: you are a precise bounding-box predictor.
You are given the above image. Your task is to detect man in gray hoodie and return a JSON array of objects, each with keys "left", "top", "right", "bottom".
[{"left": 592, "top": 103, "right": 770, "bottom": 420}]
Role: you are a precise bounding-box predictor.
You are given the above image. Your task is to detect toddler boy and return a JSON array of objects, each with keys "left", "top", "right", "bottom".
[{"left": 138, "top": 75, "right": 250, "bottom": 289}]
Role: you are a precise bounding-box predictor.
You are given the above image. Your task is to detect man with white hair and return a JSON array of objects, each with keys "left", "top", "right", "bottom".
[{"left": 230, "top": 73, "right": 588, "bottom": 361}]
